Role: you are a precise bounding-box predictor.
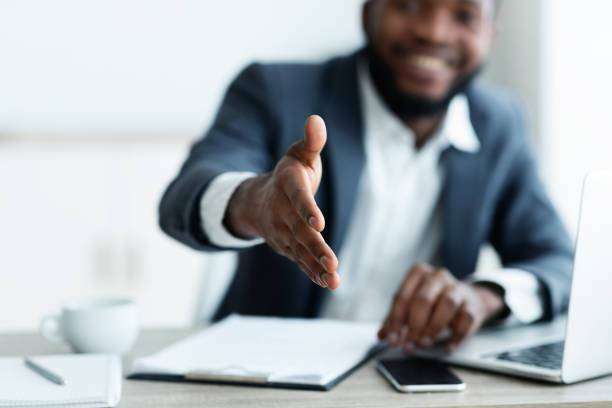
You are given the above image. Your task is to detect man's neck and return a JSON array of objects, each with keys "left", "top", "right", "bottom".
[{"left": 405, "top": 112, "right": 446, "bottom": 150}]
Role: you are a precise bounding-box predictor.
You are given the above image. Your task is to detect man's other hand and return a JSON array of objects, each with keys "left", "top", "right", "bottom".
[
  {"left": 225, "top": 115, "right": 340, "bottom": 290},
  {"left": 378, "top": 264, "right": 505, "bottom": 351}
]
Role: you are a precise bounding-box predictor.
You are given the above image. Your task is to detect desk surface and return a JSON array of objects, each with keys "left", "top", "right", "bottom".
[{"left": 2, "top": 329, "right": 612, "bottom": 408}]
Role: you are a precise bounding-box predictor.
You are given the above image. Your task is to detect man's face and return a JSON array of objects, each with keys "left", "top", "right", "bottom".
[{"left": 364, "top": 0, "right": 496, "bottom": 103}]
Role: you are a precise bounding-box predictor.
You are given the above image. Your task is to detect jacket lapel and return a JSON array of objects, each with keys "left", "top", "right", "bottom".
[
  {"left": 319, "top": 53, "right": 366, "bottom": 254},
  {"left": 440, "top": 139, "right": 488, "bottom": 278}
]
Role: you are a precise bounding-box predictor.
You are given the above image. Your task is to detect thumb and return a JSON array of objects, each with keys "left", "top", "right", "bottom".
[{"left": 296, "top": 115, "right": 327, "bottom": 165}]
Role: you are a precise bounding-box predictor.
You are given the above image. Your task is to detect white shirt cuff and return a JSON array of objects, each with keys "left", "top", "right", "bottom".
[
  {"left": 469, "top": 268, "right": 544, "bottom": 324},
  {"left": 200, "top": 172, "right": 265, "bottom": 248}
]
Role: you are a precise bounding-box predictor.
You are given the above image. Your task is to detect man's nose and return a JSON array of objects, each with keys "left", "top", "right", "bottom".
[{"left": 411, "top": 6, "right": 454, "bottom": 45}]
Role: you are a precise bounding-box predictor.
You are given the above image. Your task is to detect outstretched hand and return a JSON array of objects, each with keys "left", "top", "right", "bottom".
[{"left": 225, "top": 115, "right": 340, "bottom": 289}]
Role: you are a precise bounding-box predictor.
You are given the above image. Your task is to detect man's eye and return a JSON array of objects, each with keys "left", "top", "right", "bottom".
[{"left": 455, "top": 9, "right": 480, "bottom": 26}]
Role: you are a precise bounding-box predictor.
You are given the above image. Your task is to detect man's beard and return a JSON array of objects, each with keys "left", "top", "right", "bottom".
[{"left": 365, "top": 46, "right": 482, "bottom": 120}]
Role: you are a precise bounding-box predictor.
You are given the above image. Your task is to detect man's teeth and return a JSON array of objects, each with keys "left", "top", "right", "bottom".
[{"left": 409, "top": 55, "right": 447, "bottom": 71}]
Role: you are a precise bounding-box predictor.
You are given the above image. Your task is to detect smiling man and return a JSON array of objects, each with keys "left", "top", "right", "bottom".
[{"left": 160, "top": 0, "right": 573, "bottom": 351}]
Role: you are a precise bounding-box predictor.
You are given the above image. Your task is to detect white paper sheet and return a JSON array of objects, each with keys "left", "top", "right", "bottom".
[
  {"left": 131, "top": 315, "right": 379, "bottom": 386},
  {"left": 0, "top": 354, "right": 121, "bottom": 407}
]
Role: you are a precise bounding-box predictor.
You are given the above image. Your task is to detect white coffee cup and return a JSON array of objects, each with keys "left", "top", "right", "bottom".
[{"left": 40, "top": 297, "right": 139, "bottom": 354}]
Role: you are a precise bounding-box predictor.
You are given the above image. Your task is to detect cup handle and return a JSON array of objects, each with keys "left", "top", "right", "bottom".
[{"left": 40, "top": 315, "right": 64, "bottom": 343}]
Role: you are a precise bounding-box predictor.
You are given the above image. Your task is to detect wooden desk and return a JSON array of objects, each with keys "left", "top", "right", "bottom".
[{"left": 2, "top": 329, "right": 611, "bottom": 408}]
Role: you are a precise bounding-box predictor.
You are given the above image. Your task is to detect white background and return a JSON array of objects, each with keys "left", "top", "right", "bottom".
[
  {"left": 541, "top": 0, "right": 612, "bottom": 233},
  {"left": 0, "top": 0, "right": 362, "bottom": 136},
  {"left": 1, "top": 0, "right": 610, "bottom": 331}
]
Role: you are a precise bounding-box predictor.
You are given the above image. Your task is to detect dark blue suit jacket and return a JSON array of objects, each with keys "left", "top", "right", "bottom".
[{"left": 159, "top": 51, "right": 573, "bottom": 322}]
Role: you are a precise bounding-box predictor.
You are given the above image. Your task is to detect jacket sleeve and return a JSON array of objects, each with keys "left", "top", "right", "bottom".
[
  {"left": 489, "top": 102, "right": 574, "bottom": 321},
  {"left": 158, "top": 63, "right": 277, "bottom": 251}
]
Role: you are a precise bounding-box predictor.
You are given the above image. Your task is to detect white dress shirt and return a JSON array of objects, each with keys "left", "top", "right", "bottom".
[{"left": 199, "top": 61, "right": 543, "bottom": 324}]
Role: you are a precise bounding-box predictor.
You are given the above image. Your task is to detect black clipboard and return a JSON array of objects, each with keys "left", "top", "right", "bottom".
[{"left": 127, "top": 343, "right": 387, "bottom": 391}]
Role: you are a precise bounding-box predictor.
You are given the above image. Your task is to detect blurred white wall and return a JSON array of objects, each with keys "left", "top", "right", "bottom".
[
  {"left": 483, "top": 0, "right": 543, "bottom": 142},
  {"left": 0, "top": 0, "right": 362, "bottom": 136},
  {"left": 541, "top": 0, "right": 612, "bottom": 236}
]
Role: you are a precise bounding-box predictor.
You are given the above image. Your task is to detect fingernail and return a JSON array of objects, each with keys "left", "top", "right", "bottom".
[
  {"left": 388, "top": 332, "right": 399, "bottom": 346},
  {"left": 308, "top": 216, "right": 317, "bottom": 227},
  {"left": 320, "top": 273, "right": 329, "bottom": 287},
  {"left": 319, "top": 256, "right": 328, "bottom": 269},
  {"left": 403, "top": 342, "right": 415, "bottom": 353}
]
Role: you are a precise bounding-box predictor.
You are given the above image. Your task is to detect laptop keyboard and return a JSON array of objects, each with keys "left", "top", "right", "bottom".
[{"left": 492, "top": 341, "right": 564, "bottom": 370}]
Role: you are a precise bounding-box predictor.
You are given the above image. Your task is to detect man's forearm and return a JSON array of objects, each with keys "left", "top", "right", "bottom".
[
  {"left": 224, "top": 174, "right": 268, "bottom": 240},
  {"left": 469, "top": 269, "right": 545, "bottom": 324}
]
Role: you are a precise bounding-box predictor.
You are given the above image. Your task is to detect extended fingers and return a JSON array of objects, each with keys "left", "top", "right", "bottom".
[
  {"left": 267, "top": 196, "right": 338, "bottom": 289},
  {"left": 266, "top": 225, "right": 295, "bottom": 261},
  {"left": 289, "top": 220, "right": 340, "bottom": 289},
  {"left": 288, "top": 217, "right": 336, "bottom": 267},
  {"left": 447, "top": 306, "right": 479, "bottom": 351},
  {"left": 379, "top": 264, "right": 432, "bottom": 343},
  {"left": 294, "top": 243, "right": 329, "bottom": 287},
  {"left": 278, "top": 166, "right": 325, "bottom": 232},
  {"left": 420, "top": 286, "right": 463, "bottom": 345},
  {"left": 405, "top": 269, "right": 453, "bottom": 344}
]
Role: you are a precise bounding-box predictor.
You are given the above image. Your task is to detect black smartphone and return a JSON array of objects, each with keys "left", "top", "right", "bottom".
[{"left": 377, "top": 357, "right": 465, "bottom": 393}]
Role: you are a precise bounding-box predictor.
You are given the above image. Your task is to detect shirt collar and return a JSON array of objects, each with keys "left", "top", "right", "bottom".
[{"left": 357, "top": 59, "right": 480, "bottom": 154}]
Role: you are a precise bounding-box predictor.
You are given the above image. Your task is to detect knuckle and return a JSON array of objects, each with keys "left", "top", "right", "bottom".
[
  {"left": 433, "top": 268, "right": 445, "bottom": 278},
  {"left": 437, "top": 269, "right": 457, "bottom": 286},
  {"left": 441, "top": 293, "right": 460, "bottom": 309},
  {"left": 413, "top": 293, "right": 433, "bottom": 308},
  {"left": 413, "top": 263, "right": 433, "bottom": 275},
  {"left": 433, "top": 268, "right": 450, "bottom": 280}
]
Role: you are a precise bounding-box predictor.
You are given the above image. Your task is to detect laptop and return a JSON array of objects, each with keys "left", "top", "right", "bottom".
[{"left": 416, "top": 170, "right": 612, "bottom": 384}]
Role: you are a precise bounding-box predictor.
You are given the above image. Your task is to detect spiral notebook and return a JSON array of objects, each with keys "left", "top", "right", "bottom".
[
  {"left": 129, "top": 315, "right": 383, "bottom": 391},
  {"left": 0, "top": 354, "right": 122, "bottom": 407}
]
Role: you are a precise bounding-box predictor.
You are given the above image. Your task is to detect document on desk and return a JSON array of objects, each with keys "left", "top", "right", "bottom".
[
  {"left": 0, "top": 354, "right": 122, "bottom": 407},
  {"left": 129, "top": 315, "right": 383, "bottom": 390}
]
